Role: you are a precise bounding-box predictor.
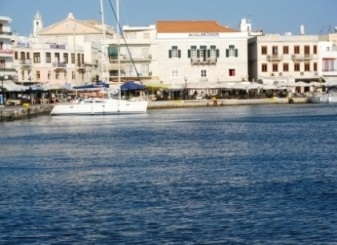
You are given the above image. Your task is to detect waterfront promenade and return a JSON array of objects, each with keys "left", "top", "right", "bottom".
[{"left": 0, "top": 97, "right": 307, "bottom": 122}]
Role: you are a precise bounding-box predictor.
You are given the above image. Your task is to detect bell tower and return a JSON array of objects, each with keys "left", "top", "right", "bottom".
[{"left": 33, "top": 11, "right": 43, "bottom": 37}]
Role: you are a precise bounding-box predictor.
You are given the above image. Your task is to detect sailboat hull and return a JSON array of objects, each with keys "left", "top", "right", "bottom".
[{"left": 50, "top": 98, "right": 148, "bottom": 115}]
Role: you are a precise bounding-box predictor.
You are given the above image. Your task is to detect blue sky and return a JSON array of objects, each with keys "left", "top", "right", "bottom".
[{"left": 1, "top": 0, "right": 336, "bottom": 36}]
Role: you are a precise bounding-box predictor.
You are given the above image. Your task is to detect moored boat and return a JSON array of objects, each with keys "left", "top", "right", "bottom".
[{"left": 50, "top": 98, "right": 148, "bottom": 115}]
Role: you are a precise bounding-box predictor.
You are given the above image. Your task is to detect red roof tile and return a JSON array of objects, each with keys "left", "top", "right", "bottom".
[{"left": 156, "top": 20, "right": 238, "bottom": 33}]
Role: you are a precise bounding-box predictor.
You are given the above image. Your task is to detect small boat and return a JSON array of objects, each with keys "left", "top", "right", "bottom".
[
  {"left": 308, "top": 93, "right": 337, "bottom": 103},
  {"left": 50, "top": 98, "right": 148, "bottom": 115},
  {"left": 308, "top": 85, "right": 337, "bottom": 103}
]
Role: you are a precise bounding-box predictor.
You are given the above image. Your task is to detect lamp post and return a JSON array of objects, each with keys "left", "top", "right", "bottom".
[{"left": 0, "top": 75, "right": 8, "bottom": 106}]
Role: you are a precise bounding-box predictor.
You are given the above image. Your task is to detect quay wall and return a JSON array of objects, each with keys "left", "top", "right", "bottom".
[
  {"left": 148, "top": 97, "right": 307, "bottom": 109},
  {"left": 0, "top": 105, "right": 53, "bottom": 122},
  {"left": 0, "top": 97, "right": 307, "bottom": 122}
]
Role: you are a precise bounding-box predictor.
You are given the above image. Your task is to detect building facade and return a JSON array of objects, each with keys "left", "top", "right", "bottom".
[
  {"left": 248, "top": 34, "right": 320, "bottom": 83},
  {"left": 12, "top": 12, "right": 114, "bottom": 87},
  {"left": 0, "top": 16, "right": 16, "bottom": 79},
  {"left": 155, "top": 21, "right": 249, "bottom": 88}
]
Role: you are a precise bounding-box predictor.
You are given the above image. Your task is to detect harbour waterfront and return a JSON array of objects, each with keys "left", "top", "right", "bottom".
[
  {"left": 0, "top": 104, "right": 337, "bottom": 244},
  {"left": 0, "top": 97, "right": 307, "bottom": 122}
]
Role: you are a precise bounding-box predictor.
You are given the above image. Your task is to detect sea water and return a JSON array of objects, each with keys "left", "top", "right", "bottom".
[{"left": 0, "top": 104, "right": 337, "bottom": 244}]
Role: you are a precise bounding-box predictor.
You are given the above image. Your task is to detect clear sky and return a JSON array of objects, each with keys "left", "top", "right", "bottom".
[{"left": 1, "top": 0, "right": 336, "bottom": 36}]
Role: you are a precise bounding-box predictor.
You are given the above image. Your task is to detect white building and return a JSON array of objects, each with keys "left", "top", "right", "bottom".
[
  {"left": 0, "top": 16, "right": 16, "bottom": 79},
  {"left": 106, "top": 24, "right": 157, "bottom": 83},
  {"left": 155, "top": 20, "right": 249, "bottom": 88},
  {"left": 318, "top": 41, "right": 337, "bottom": 85}
]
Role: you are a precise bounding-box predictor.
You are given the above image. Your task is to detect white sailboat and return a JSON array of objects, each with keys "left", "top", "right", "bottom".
[{"left": 50, "top": 0, "right": 148, "bottom": 116}]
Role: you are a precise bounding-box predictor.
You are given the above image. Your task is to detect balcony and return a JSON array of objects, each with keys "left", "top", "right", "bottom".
[
  {"left": 0, "top": 49, "right": 14, "bottom": 57},
  {"left": 292, "top": 54, "right": 313, "bottom": 61},
  {"left": 117, "top": 54, "right": 152, "bottom": 62},
  {"left": 52, "top": 62, "right": 67, "bottom": 68},
  {"left": 0, "top": 31, "right": 12, "bottom": 35},
  {"left": 267, "top": 54, "right": 283, "bottom": 62},
  {"left": 191, "top": 57, "right": 217, "bottom": 65}
]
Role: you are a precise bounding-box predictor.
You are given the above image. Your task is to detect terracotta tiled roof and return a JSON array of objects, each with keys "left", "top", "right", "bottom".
[{"left": 156, "top": 20, "right": 238, "bottom": 33}]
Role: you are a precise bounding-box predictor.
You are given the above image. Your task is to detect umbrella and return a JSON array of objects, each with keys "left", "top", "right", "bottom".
[{"left": 121, "top": 81, "right": 145, "bottom": 91}]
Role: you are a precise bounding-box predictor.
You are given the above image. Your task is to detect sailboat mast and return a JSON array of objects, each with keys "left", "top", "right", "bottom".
[
  {"left": 100, "top": 0, "right": 107, "bottom": 83},
  {"left": 117, "top": 0, "right": 121, "bottom": 101}
]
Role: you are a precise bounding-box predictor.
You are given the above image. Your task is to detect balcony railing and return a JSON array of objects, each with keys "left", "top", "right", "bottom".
[
  {"left": 0, "top": 49, "right": 13, "bottom": 55},
  {"left": 267, "top": 54, "right": 283, "bottom": 62},
  {"left": 0, "top": 31, "right": 12, "bottom": 35},
  {"left": 191, "top": 57, "right": 217, "bottom": 65},
  {"left": 52, "top": 62, "right": 67, "bottom": 68},
  {"left": 19, "top": 59, "right": 32, "bottom": 65},
  {"left": 292, "top": 54, "right": 313, "bottom": 61},
  {"left": 117, "top": 54, "right": 152, "bottom": 62}
]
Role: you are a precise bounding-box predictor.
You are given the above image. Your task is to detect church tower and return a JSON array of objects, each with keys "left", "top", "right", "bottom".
[{"left": 33, "top": 11, "right": 43, "bottom": 37}]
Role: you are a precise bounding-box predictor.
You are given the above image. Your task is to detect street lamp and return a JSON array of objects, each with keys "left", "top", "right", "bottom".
[{"left": 0, "top": 75, "right": 8, "bottom": 106}]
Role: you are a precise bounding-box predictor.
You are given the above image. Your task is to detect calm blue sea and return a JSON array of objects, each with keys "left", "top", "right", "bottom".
[{"left": 1, "top": 104, "right": 337, "bottom": 244}]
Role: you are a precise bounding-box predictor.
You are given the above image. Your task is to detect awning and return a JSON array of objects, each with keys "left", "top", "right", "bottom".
[
  {"left": 323, "top": 77, "right": 337, "bottom": 86},
  {"left": 121, "top": 81, "right": 145, "bottom": 91},
  {"left": 1, "top": 80, "right": 27, "bottom": 91}
]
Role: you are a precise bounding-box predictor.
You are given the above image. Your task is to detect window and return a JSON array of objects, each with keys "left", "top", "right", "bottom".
[
  {"left": 210, "top": 45, "right": 217, "bottom": 58},
  {"left": 226, "top": 45, "right": 238, "bottom": 57},
  {"left": 294, "top": 46, "right": 300, "bottom": 54},
  {"left": 15, "top": 52, "right": 18, "bottom": 60},
  {"left": 283, "top": 46, "right": 289, "bottom": 54},
  {"left": 188, "top": 45, "right": 219, "bottom": 61},
  {"left": 322, "top": 58, "right": 336, "bottom": 72},
  {"left": 200, "top": 46, "right": 207, "bottom": 61},
  {"left": 272, "top": 63, "right": 278, "bottom": 72},
  {"left": 304, "top": 63, "right": 310, "bottom": 71},
  {"left": 168, "top": 46, "right": 181, "bottom": 58},
  {"left": 20, "top": 52, "right": 25, "bottom": 60},
  {"left": 64, "top": 71, "right": 67, "bottom": 80},
  {"left": 46, "top": 52, "right": 51, "bottom": 63},
  {"left": 142, "top": 64, "right": 149, "bottom": 75},
  {"left": 63, "top": 53, "right": 68, "bottom": 63},
  {"left": 48, "top": 71, "right": 51, "bottom": 79},
  {"left": 36, "top": 71, "right": 40, "bottom": 80},
  {"left": 72, "top": 71, "right": 75, "bottom": 79},
  {"left": 262, "top": 64, "right": 267, "bottom": 72},
  {"left": 77, "top": 54, "right": 81, "bottom": 66},
  {"left": 55, "top": 71, "right": 60, "bottom": 80},
  {"left": 201, "top": 69, "right": 207, "bottom": 77},
  {"left": 229, "top": 69, "right": 235, "bottom": 76},
  {"left": 21, "top": 70, "right": 24, "bottom": 80},
  {"left": 141, "top": 48, "right": 149, "bottom": 59},
  {"left": 71, "top": 53, "right": 75, "bottom": 63},
  {"left": 172, "top": 69, "right": 179, "bottom": 77},
  {"left": 33, "top": 53, "right": 40, "bottom": 63},
  {"left": 313, "top": 62, "right": 317, "bottom": 72},
  {"left": 283, "top": 63, "right": 289, "bottom": 72},
  {"left": 261, "top": 46, "right": 267, "bottom": 55},
  {"left": 294, "top": 63, "right": 300, "bottom": 71},
  {"left": 304, "top": 45, "right": 310, "bottom": 55},
  {"left": 125, "top": 64, "right": 133, "bottom": 76},
  {"left": 313, "top": 45, "right": 317, "bottom": 54},
  {"left": 189, "top": 46, "right": 197, "bottom": 58},
  {"left": 55, "top": 53, "right": 60, "bottom": 62},
  {"left": 272, "top": 46, "right": 278, "bottom": 55}
]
